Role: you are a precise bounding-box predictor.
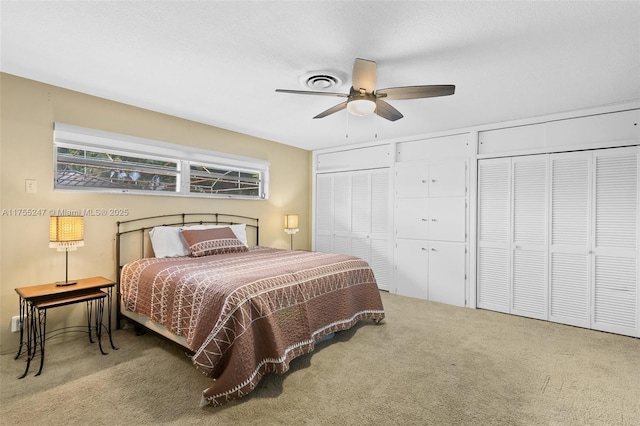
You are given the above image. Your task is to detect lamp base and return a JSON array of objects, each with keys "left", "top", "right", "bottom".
[{"left": 55, "top": 280, "right": 77, "bottom": 287}]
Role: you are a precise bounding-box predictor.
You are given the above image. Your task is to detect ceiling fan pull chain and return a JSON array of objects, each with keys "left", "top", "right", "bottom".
[
  {"left": 345, "top": 109, "right": 349, "bottom": 138},
  {"left": 375, "top": 110, "right": 378, "bottom": 139}
]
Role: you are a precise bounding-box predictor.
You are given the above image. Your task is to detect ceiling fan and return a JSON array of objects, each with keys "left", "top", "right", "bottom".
[{"left": 275, "top": 58, "right": 455, "bottom": 121}]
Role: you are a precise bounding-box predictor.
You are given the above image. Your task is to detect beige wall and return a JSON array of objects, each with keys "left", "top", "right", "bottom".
[{"left": 0, "top": 73, "right": 312, "bottom": 354}]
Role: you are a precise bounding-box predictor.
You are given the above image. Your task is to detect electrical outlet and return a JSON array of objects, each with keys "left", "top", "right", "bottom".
[
  {"left": 25, "top": 179, "right": 37, "bottom": 193},
  {"left": 11, "top": 316, "right": 22, "bottom": 333}
]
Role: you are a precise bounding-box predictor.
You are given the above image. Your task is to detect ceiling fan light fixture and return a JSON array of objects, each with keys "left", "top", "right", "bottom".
[
  {"left": 347, "top": 98, "right": 376, "bottom": 116},
  {"left": 276, "top": 58, "right": 455, "bottom": 121}
]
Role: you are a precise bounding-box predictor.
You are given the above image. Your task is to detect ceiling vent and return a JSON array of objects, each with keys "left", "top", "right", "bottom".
[{"left": 299, "top": 71, "right": 343, "bottom": 91}]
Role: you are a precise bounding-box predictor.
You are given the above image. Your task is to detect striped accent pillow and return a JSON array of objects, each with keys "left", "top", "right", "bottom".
[{"left": 181, "top": 227, "right": 249, "bottom": 257}]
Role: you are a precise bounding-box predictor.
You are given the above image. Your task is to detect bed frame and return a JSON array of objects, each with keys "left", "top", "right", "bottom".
[
  {"left": 115, "top": 213, "right": 259, "bottom": 338},
  {"left": 114, "top": 212, "right": 386, "bottom": 406}
]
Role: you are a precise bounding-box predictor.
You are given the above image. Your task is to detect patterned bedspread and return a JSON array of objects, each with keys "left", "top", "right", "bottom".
[{"left": 120, "top": 247, "right": 385, "bottom": 406}]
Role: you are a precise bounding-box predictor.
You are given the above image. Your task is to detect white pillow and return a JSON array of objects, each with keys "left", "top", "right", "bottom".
[
  {"left": 181, "top": 223, "right": 248, "bottom": 247},
  {"left": 149, "top": 226, "right": 190, "bottom": 257}
]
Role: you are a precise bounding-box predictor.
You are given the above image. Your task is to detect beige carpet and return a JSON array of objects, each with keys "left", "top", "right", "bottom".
[{"left": 1, "top": 291, "right": 639, "bottom": 425}]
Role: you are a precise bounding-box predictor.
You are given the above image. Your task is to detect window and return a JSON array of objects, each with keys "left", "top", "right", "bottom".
[
  {"left": 189, "top": 164, "right": 261, "bottom": 196},
  {"left": 54, "top": 123, "right": 269, "bottom": 199},
  {"left": 56, "top": 147, "right": 180, "bottom": 192}
]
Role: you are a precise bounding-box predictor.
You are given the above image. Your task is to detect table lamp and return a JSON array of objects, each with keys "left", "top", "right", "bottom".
[
  {"left": 284, "top": 214, "right": 299, "bottom": 250},
  {"left": 49, "top": 216, "right": 84, "bottom": 286}
]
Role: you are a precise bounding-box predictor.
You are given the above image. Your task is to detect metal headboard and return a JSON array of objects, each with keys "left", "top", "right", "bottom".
[{"left": 115, "top": 213, "right": 259, "bottom": 328}]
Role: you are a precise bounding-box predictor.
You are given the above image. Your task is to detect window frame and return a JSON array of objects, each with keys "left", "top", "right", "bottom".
[{"left": 53, "top": 123, "right": 270, "bottom": 200}]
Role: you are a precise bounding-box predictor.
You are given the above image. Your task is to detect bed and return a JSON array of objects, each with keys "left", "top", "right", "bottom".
[{"left": 116, "top": 213, "right": 385, "bottom": 407}]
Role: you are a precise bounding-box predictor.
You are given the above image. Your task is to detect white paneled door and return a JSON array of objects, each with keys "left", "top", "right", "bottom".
[
  {"left": 395, "top": 198, "right": 429, "bottom": 239},
  {"left": 394, "top": 239, "right": 429, "bottom": 299},
  {"left": 394, "top": 159, "right": 468, "bottom": 306},
  {"left": 428, "top": 241, "right": 466, "bottom": 306},
  {"left": 429, "top": 197, "right": 466, "bottom": 242}
]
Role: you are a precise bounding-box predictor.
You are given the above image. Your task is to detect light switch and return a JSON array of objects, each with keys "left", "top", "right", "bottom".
[{"left": 25, "top": 179, "right": 37, "bottom": 193}]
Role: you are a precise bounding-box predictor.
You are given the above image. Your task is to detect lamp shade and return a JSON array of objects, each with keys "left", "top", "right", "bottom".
[
  {"left": 49, "top": 216, "right": 85, "bottom": 251},
  {"left": 284, "top": 214, "right": 299, "bottom": 234}
]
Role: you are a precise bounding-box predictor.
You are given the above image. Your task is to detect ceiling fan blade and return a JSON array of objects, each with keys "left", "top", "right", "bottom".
[
  {"left": 313, "top": 101, "right": 348, "bottom": 119},
  {"left": 275, "top": 89, "right": 348, "bottom": 98},
  {"left": 375, "top": 99, "right": 403, "bottom": 121},
  {"left": 376, "top": 85, "right": 455, "bottom": 100},
  {"left": 352, "top": 58, "right": 377, "bottom": 93}
]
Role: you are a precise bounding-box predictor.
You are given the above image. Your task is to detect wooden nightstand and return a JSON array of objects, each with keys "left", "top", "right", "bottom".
[{"left": 14, "top": 276, "right": 118, "bottom": 378}]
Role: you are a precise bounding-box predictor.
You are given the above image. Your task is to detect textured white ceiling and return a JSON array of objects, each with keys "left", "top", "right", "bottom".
[{"left": 1, "top": 1, "right": 639, "bottom": 151}]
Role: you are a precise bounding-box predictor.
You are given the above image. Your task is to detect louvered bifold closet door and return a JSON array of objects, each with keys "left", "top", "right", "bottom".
[
  {"left": 350, "top": 171, "right": 372, "bottom": 262},
  {"left": 592, "top": 146, "right": 639, "bottom": 336},
  {"left": 369, "top": 170, "right": 391, "bottom": 291},
  {"left": 511, "top": 155, "right": 548, "bottom": 320},
  {"left": 315, "top": 174, "right": 334, "bottom": 253},
  {"left": 477, "top": 158, "right": 511, "bottom": 313},
  {"left": 332, "top": 173, "right": 352, "bottom": 255},
  {"left": 549, "top": 152, "right": 592, "bottom": 328}
]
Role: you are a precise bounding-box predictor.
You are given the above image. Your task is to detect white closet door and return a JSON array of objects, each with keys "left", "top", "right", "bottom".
[
  {"left": 396, "top": 198, "right": 429, "bottom": 239},
  {"left": 477, "top": 158, "right": 511, "bottom": 313},
  {"left": 351, "top": 237, "right": 370, "bottom": 262},
  {"left": 315, "top": 169, "right": 392, "bottom": 293},
  {"left": 592, "top": 147, "right": 638, "bottom": 335},
  {"left": 370, "top": 170, "right": 390, "bottom": 235},
  {"left": 333, "top": 235, "right": 351, "bottom": 255},
  {"left": 429, "top": 197, "right": 466, "bottom": 242},
  {"left": 331, "top": 174, "right": 352, "bottom": 256},
  {"left": 370, "top": 170, "right": 391, "bottom": 291},
  {"left": 315, "top": 174, "right": 334, "bottom": 252},
  {"left": 428, "top": 241, "right": 466, "bottom": 306},
  {"left": 351, "top": 172, "right": 371, "bottom": 235},
  {"left": 395, "top": 239, "right": 429, "bottom": 299},
  {"left": 549, "top": 152, "right": 591, "bottom": 328},
  {"left": 429, "top": 161, "right": 466, "bottom": 198},
  {"left": 395, "top": 163, "right": 429, "bottom": 198},
  {"left": 315, "top": 234, "right": 333, "bottom": 253},
  {"left": 333, "top": 174, "right": 351, "bottom": 234},
  {"left": 511, "top": 155, "right": 548, "bottom": 320},
  {"left": 370, "top": 239, "right": 390, "bottom": 291},
  {"left": 350, "top": 172, "right": 372, "bottom": 265}
]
